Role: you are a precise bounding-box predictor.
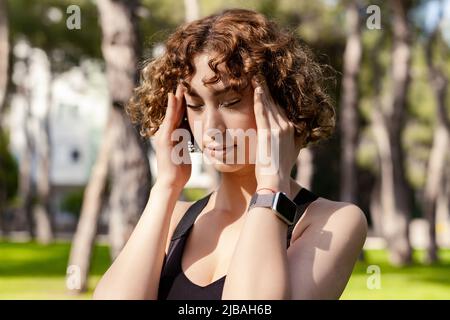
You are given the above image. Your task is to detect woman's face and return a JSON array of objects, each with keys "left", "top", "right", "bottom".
[{"left": 183, "top": 52, "right": 257, "bottom": 173}]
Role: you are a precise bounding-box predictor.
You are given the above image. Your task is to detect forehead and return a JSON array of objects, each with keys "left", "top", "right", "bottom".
[
  {"left": 188, "top": 53, "right": 225, "bottom": 90},
  {"left": 184, "top": 52, "right": 251, "bottom": 97}
]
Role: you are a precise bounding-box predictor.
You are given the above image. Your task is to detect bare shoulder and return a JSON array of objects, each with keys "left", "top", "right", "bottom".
[
  {"left": 311, "top": 197, "right": 367, "bottom": 234},
  {"left": 291, "top": 196, "right": 368, "bottom": 244},
  {"left": 164, "top": 199, "right": 193, "bottom": 255},
  {"left": 287, "top": 197, "right": 368, "bottom": 299}
]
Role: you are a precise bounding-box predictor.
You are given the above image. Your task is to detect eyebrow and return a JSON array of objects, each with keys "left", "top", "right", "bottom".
[{"left": 185, "top": 85, "right": 235, "bottom": 98}]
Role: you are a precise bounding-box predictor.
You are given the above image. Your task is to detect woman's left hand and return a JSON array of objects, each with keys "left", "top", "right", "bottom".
[{"left": 251, "top": 75, "right": 303, "bottom": 194}]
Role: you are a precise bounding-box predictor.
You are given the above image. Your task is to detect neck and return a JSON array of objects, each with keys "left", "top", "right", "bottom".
[{"left": 209, "top": 165, "right": 302, "bottom": 218}]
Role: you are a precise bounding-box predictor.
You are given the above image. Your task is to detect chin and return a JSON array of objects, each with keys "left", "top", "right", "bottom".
[
  {"left": 201, "top": 151, "right": 251, "bottom": 173},
  {"left": 211, "top": 162, "right": 248, "bottom": 173},
  {"left": 200, "top": 142, "right": 257, "bottom": 174}
]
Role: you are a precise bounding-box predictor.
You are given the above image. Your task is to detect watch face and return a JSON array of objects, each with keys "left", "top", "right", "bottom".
[{"left": 274, "top": 192, "right": 297, "bottom": 224}]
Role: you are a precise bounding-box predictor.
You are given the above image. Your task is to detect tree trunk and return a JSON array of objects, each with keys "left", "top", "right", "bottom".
[
  {"left": 107, "top": 105, "right": 151, "bottom": 259},
  {"left": 18, "top": 97, "right": 35, "bottom": 238},
  {"left": 369, "top": 175, "right": 383, "bottom": 237},
  {"left": 12, "top": 44, "right": 35, "bottom": 238},
  {"left": 68, "top": 112, "right": 113, "bottom": 293},
  {"left": 29, "top": 48, "right": 54, "bottom": 244},
  {"left": 97, "top": 0, "right": 151, "bottom": 260},
  {"left": 339, "top": 0, "right": 362, "bottom": 204},
  {"left": 0, "top": 0, "right": 9, "bottom": 235},
  {"left": 436, "top": 162, "right": 450, "bottom": 249},
  {"left": 184, "top": 0, "right": 200, "bottom": 22},
  {"left": 68, "top": 0, "right": 152, "bottom": 293},
  {"left": 422, "top": 12, "right": 449, "bottom": 263},
  {"left": 369, "top": 0, "right": 413, "bottom": 266},
  {"left": 0, "top": 0, "right": 8, "bottom": 114}
]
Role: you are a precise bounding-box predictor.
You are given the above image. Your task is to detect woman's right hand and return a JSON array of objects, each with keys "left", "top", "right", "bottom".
[{"left": 151, "top": 83, "right": 192, "bottom": 192}]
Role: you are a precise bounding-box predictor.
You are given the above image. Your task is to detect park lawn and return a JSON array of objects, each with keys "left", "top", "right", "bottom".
[
  {"left": 0, "top": 240, "right": 109, "bottom": 300},
  {"left": 341, "top": 249, "right": 450, "bottom": 299},
  {"left": 0, "top": 241, "right": 449, "bottom": 299}
]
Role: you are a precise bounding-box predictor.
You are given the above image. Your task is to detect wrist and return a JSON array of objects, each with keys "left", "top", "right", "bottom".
[
  {"left": 256, "top": 181, "right": 290, "bottom": 195},
  {"left": 152, "top": 180, "right": 184, "bottom": 195}
]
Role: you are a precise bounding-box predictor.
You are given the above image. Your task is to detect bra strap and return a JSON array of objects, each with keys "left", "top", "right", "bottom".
[
  {"left": 168, "top": 191, "right": 214, "bottom": 253},
  {"left": 167, "top": 188, "right": 318, "bottom": 252},
  {"left": 287, "top": 188, "right": 319, "bottom": 248}
]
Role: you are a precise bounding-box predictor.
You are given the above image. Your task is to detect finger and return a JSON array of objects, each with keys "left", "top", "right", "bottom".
[
  {"left": 252, "top": 74, "right": 291, "bottom": 126},
  {"left": 253, "top": 84, "right": 270, "bottom": 131},
  {"left": 251, "top": 75, "right": 280, "bottom": 127},
  {"left": 252, "top": 75, "right": 274, "bottom": 110},
  {"left": 160, "top": 91, "right": 177, "bottom": 135},
  {"left": 253, "top": 83, "right": 275, "bottom": 159},
  {"left": 173, "top": 83, "right": 185, "bottom": 129}
]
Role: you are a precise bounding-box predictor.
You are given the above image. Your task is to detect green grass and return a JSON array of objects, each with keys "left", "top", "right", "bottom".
[
  {"left": 0, "top": 241, "right": 110, "bottom": 299},
  {"left": 0, "top": 241, "right": 449, "bottom": 299},
  {"left": 340, "top": 249, "right": 450, "bottom": 299}
]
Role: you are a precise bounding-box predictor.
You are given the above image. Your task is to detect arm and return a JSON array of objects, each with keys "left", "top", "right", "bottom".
[
  {"left": 222, "top": 76, "right": 367, "bottom": 299},
  {"left": 222, "top": 76, "right": 299, "bottom": 299},
  {"left": 222, "top": 187, "right": 292, "bottom": 300},
  {"left": 92, "top": 183, "right": 183, "bottom": 300},
  {"left": 288, "top": 203, "right": 368, "bottom": 299},
  {"left": 222, "top": 198, "right": 368, "bottom": 300},
  {"left": 93, "top": 83, "right": 191, "bottom": 300}
]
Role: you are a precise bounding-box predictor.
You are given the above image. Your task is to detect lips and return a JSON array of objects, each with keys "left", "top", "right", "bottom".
[{"left": 205, "top": 144, "right": 236, "bottom": 151}]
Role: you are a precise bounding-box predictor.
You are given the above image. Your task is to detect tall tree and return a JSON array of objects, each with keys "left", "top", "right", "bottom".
[
  {"left": 11, "top": 41, "right": 35, "bottom": 238},
  {"left": 370, "top": 0, "right": 414, "bottom": 266},
  {"left": 339, "top": 0, "right": 362, "bottom": 204},
  {"left": 422, "top": 5, "right": 449, "bottom": 264},
  {"left": 68, "top": 0, "right": 151, "bottom": 293},
  {"left": 28, "top": 47, "right": 54, "bottom": 244},
  {"left": 10, "top": 43, "right": 54, "bottom": 243},
  {"left": 0, "top": 0, "right": 10, "bottom": 235},
  {"left": 184, "top": 0, "right": 200, "bottom": 22},
  {"left": 0, "top": 0, "right": 8, "bottom": 114}
]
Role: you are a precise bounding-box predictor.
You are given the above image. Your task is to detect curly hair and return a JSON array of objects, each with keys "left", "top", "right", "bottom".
[{"left": 126, "top": 8, "right": 336, "bottom": 148}]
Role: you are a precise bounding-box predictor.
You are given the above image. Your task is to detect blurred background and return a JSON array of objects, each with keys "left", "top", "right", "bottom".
[{"left": 0, "top": 0, "right": 449, "bottom": 299}]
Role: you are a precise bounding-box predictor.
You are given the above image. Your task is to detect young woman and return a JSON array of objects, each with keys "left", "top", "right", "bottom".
[{"left": 93, "top": 8, "right": 367, "bottom": 300}]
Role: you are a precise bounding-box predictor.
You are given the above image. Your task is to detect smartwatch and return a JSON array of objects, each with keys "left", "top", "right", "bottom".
[{"left": 248, "top": 191, "right": 297, "bottom": 225}]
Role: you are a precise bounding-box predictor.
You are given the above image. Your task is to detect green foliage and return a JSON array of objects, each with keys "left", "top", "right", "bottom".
[
  {"left": 8, "top": 0, "right": 181, "bottom": 70},
  {"left": 8, "top": 0, "right": 102, "bottom": 70},
  {"left": 139, "top": 0, "right": 181, "bottom": 57}
]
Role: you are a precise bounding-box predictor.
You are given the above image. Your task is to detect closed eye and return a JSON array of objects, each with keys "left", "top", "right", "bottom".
[
  {"left": 186, "top": 104, "right": 203, "bottom": 110},
  {"left": 186, "top": 99, "right": 241, "bottom": 111},
  {"left": 221, "top": 99, "right": 241, "bottom": 108}
]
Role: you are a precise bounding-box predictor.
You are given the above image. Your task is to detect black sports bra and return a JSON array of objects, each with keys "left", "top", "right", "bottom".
[{"left": 157, "top": 187, "right": 319, "bottom": 300}]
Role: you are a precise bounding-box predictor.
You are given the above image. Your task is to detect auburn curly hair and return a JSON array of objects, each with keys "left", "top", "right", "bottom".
[{"left": 126, "top": 8, "right": 336, "bottom": 148}]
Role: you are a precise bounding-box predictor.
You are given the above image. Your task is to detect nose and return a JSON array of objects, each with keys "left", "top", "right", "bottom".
[{"left": 203, "top": 106, "right": 227, "bottom": 144}]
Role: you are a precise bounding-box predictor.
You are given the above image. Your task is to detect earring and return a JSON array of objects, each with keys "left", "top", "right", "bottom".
[
  {"left": 187, "top": 140, "right": 196, "bottom": 153},
  {"left": 184, "top": 117, "right": 187, "bottom": 121}
]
